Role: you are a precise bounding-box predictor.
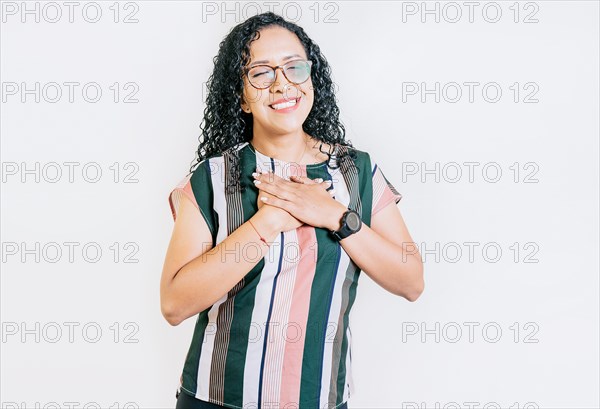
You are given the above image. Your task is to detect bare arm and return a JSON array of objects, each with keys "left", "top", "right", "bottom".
[
  {"left": 250, "top": 169, "right": 424, "bottom": 302},
  {"left": 327, "top": 201, "right": 424, "bottom": 301},
  {"left": 160, "top": 194, "right": 279, "bottom": 326}
]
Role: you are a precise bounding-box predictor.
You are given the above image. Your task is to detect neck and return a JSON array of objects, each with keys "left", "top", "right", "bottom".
[{"left": 250, "top": 128, "right": 311, "bottom": 164}]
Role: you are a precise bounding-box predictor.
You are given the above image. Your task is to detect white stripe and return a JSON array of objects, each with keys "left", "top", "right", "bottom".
[
  {"left": 344, "top": 324, "right": 354, "bottom": 401},
  {"left": 261, "top": 228, "right": 300, "bottom": 404},
  {"left": 329, "top": 165, "right": 350, "bottom": 210},
  {"left": 242, "top": 148, "right": 286, "bottom": 407},
  {"left": 243, "top": 233, "right": 283, "bottom": 406},
  {"left": 210, "top": 156, "right": 229, "bottom": 247}
]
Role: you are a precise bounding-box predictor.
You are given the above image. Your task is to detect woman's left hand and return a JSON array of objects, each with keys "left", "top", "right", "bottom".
[{"left": 252, "top": 170, "right": 348, "bottom": 231}]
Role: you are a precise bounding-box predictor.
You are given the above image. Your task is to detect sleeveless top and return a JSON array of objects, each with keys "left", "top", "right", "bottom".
[{"left": 168, "top": 141, "right": 402, "bottom": 409}]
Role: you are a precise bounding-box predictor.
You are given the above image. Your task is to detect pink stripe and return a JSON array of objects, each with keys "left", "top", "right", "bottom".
[
  {"left": 168, "top": 175, "right": 198, "bottom": 221},
  {"left": 372, "top": 186, "right": 398, "bottom": 216},
  {"left": 260, "top": 163, "right": 318, "bottom": 405},
  {"left": 279, "top": 223, "right": 318, "bottom": 404},
  {"left": 261, "top": 235, "right": 297, "bottom": 402},
  {"left": 372, "top": 165, "right": 401, "bottom": 216},
  {"left": 277, "top": 164, "right": 317, "bottom": 404}
]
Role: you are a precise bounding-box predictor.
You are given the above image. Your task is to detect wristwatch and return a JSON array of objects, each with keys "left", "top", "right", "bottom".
[{"left": 330, "top": 209, "right": 362, "bottom": 241}]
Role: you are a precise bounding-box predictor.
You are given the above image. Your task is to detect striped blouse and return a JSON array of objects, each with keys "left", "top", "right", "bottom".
[{"left": 168, "top": 141, "right": 402, "bottom": 409}]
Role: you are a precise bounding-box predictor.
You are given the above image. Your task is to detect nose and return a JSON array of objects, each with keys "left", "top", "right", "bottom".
[
  {"left": 270, "top": 67, "right": 297, "bottom": 99},
  {"left": 270, "top": 67, "right": 287, "bottom": 89}
]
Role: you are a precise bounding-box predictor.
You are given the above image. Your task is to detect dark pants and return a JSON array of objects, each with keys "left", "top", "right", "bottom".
[{"left": 176, "top": 388, "right": 349, "bottom": 409}]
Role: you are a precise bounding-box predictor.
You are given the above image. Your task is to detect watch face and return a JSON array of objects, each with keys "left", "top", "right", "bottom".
[{"left": 346, "top": 212, "right": 361, "bottom": 230}]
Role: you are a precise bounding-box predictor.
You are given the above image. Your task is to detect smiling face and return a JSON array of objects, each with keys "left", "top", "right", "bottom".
[{"left": 240, "top": 25, "right": 314, "bottom": 137}]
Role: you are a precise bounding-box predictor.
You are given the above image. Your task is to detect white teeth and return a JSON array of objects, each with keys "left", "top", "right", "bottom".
[{"left": 271, "top": 98, "right": 298, "bottom": 110}]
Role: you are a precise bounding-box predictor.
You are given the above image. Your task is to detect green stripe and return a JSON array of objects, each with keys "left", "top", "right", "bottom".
[
  {"left": 361, "top": 152, "right": 374, "bottom": 227},
  {"left": 298, "top": 164, "right": 343, "bottom": 407},
  {"left": 223, "top": 144, "right": 266, "bottom": 405},
  {"left": 190, "top": 159, "right": 218, "bottom": 246},
  {"left": 182, "top": 311, "right": 209, "bottom": 394}
]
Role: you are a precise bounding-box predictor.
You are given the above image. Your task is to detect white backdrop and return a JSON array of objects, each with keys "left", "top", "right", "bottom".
[{"left": 1, "top": 1, "right": 598, "bottom": 408}]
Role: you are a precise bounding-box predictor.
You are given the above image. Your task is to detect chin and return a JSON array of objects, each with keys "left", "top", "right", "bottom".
[
  {"left": 270, "top": 124, "right": 304, "bottom": 135},
  {"left": 267, "top": 117, "right": 308, "bottom": 133}
]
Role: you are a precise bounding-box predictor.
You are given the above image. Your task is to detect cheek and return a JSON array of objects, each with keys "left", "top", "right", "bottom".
[
  {"left": 302, "top": 80, "right": 313, "bottom": 95},
  {"left": 302, "top": 85, "right": 314, "bottom": 108},
  {"left": 243, "top": 85, "right": 265, "bottom": 107}
]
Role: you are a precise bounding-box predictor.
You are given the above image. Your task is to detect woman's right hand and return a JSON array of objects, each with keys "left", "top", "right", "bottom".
[
  {"left": 257, "top": 189, "right": 303, "bottom": 233},
  {"left": 256, "top": 174, "right": 330, "bottom": 233}
]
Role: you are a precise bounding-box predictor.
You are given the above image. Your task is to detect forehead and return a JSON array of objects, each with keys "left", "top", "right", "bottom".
[{"left": 248, "top": 26, "right": 307, "bottom": 64}]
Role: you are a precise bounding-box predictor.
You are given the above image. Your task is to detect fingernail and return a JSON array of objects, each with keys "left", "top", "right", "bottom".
[
  {"left": 261, "top": 196, "right": 268, "bottom": 201},
  {"left": 253, "top": 180, "right": 261, "bottom": 185},
  {"left": 314, "top": 178, "right": 323, "bottom": 183},
  {"left": 252, "top": 172, "right": 259, "bottom": 178},
  {"left": 330, "top": 189, "right": 336, "bottom": 194}
]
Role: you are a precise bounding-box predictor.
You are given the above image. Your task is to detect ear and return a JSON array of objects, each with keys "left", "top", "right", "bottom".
[{"left": 240, "top": 93, "right": 251, "bottom": 113}]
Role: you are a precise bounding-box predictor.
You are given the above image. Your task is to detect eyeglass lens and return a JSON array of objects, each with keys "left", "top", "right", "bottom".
[{"left": 247, "top": 60, "right": 311, "bottom": 89}]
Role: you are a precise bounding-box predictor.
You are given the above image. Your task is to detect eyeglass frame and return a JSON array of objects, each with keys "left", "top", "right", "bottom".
[{"left": 243, "top": 59, "right": 314, "bottom": 90}]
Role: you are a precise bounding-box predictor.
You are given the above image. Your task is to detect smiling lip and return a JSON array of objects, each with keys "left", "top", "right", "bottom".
[{"left": 269, "top": 97, "right": 301, "bottom": 113}]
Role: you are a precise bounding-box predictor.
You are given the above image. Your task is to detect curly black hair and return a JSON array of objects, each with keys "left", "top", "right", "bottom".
[{"left": 187, "top": 11, "right": 358, "bottom": 194}]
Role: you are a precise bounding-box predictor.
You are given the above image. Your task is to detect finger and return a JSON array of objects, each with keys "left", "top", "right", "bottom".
[
  {"left": 254, "top": 179, "right": 294, "bottom": 200},
  {"left": 259, "top": 195, "right": 291, "bottom": 212},
  {"left": 290, "top": 175, "right": 332, "bottom": 186},
  {"left": 270, "top": 172, "right": 319, "bottom": 191},
  {"left": 288, "top": 175, "right": 304, "bottom": 184},
  {"left": 254, "top": 170, "right": 292, "bottom": 188},
  {"left": 253, "top": 170, "right": 274, "bottom": 181},
  {"left": 261, "top": 173, "right": 302, "bottom": 196},
  {"left": 289, "top": 175, "right": 312, "bottom": 184},
  {"left": 259, "top": 169, "right": 283, "bottom": 183}
]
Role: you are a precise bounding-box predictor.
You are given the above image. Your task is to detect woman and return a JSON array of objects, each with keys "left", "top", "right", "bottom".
[{"left": 161, "top": 11, "right": 424, "bottom": 409}]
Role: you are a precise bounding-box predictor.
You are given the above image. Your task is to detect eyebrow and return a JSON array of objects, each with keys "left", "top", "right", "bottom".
[{"left": 249, "top": 54, "right": 303, "bottom": 67}]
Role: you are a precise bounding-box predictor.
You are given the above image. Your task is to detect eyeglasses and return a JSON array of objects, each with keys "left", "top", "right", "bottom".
[{"left": 244, "top": 59, "right": 313, "bottom": 90}]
